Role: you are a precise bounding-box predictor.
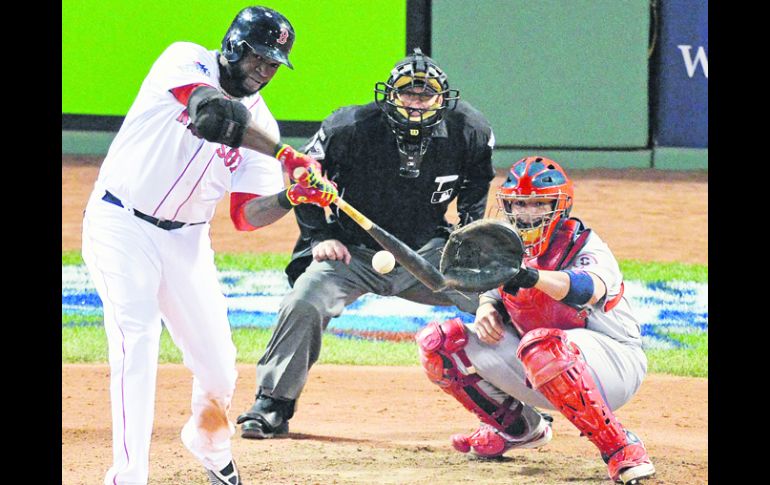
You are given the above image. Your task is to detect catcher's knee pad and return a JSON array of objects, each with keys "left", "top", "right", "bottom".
[
  {"left": 516, "top": 328, "right": 580, "bottom": 388},
  {"left": 416, "top": 318, "right": 531, "bottom": 435},
  {"left": 416, "top": 318, "right": 469, "bottom": 387},
  {"left": 516, "top": 328, "right": 630, "bottom": 459}
]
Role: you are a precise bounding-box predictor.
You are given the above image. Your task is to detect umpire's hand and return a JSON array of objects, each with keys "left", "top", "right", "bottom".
[{"left": 313, "top": 239, "right": 352, "bottom": 265}]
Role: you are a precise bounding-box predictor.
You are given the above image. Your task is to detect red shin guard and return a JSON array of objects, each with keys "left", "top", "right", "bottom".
[
  {"left": 516, "top": 328, "right": 628, "bottom": 461},
  {"left": 416, "top": 318, "right": 524, "bottom": 433}
]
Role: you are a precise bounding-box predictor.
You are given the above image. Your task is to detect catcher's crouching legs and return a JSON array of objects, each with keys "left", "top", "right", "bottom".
[
  {"left": 416, "top": 318, "right": 552, "bottom": 458},
  {"left": 516, "top": 328, "right": 655, "bottom": 484}
]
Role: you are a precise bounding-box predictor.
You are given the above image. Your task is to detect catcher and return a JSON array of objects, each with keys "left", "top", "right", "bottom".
[{"left": 420, "top": 156, "right": 655, "bottom": 484}]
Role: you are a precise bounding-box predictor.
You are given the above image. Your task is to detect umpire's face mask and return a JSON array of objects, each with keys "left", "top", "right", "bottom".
[{"left": 391, "top": 87, "right": 443, "bottom": 178}]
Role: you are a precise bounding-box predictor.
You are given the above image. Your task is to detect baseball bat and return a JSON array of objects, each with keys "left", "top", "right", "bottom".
[{"left": 293, "top": 167, "right": 448, "bottom": 292}]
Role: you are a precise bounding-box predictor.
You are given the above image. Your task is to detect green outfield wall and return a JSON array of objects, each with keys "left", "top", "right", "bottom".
[
  {"left": 62, "top": 0, "right": 405, "bottom": 120},
  {"left": 434, "top": 0, "right": 649, "bottom": 150},
  {"left": 62, "top": 0, "right": 707, "bottom": 170}
]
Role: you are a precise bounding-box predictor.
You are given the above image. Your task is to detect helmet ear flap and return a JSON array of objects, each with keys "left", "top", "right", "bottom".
[{"left": 223, "top": 38, "right": 242, "bottom": 63}]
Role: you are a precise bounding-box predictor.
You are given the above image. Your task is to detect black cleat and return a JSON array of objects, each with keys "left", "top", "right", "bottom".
[
  {"left": 240, "top": 418, "right": 289, "bottom": 439},
  {"left": 205, "top": 460, "right": 242, "bottom": 485},
  {"left": 236, "top": 391, "right": 295, "bottom": 440}
]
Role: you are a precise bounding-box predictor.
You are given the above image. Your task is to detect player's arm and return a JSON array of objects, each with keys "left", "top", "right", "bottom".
[
  {"left": 505, "top": 267, "right": 607, "bottom": 306},
  {"left": 182, "top": 85, "right": 320, "bottom": 175},
  {"left": 229, "top": 192, "right": 289, "bottom": 230},
  {"left": 230, "top": 168, "right": 338, "bottom": 230}
]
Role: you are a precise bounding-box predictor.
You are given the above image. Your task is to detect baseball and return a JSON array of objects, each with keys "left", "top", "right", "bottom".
[{"left": 372, "top": 250, "right": 396, "bottom": 274}]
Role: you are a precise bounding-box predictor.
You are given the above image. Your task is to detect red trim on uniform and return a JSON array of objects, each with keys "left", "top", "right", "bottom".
[
  {"left": 169, "top": 83, "right": 212, "bottom": 106},
  {"left": 603, "top": 282, "right": 625, "bottom": 312},
  {"left": 230, "top": 192, "right": 262, "bottom": 231}
]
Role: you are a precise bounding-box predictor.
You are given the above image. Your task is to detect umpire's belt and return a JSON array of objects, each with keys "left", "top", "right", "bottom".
[{"left": 102, "top": 191, "right": 206, "bottom": 231}]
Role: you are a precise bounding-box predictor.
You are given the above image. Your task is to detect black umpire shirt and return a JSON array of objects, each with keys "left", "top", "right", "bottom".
[{"left": 285, "top": 100, "right": 496, "bottom": 285}]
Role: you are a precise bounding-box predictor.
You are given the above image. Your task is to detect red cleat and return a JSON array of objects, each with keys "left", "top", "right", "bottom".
[
  {"left": 451, "top": 419, "right": 552, "bottom": 458},
  {"left": 606, "top": 431, "right": 656, "bottom": 484}
]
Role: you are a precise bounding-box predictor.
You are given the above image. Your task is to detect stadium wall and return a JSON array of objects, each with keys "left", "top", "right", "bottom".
[{"left": 62, "top": 0, "right": 707, "bottom": 170}]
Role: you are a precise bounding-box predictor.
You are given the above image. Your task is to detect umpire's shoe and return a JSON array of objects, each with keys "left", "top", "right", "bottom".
[
  {"left": 236, "top": 390, "right": 295, "bottom": 439},
  {"left": 205, "top": 459, "right": 242, "bottom": 485}
]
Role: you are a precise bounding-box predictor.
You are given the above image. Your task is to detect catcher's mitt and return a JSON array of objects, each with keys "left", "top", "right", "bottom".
[{"left": 439, "top": 219, "right": 525, "bottom": 292}]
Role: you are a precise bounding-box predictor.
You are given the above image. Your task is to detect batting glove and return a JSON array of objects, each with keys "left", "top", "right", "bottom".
[
  {"left": 275, "top": 144, "right": 322, "bottom": 180},
  {"left": 286, "top": 166, "right": 338, "bottom": 208}
]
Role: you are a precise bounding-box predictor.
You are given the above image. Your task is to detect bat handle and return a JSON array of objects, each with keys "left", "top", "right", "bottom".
[
  {"left": 334, "top": 197, "right": 373, "bottom": 230},
  {"left": 292, "top": 167, "right": 372, "bottom": 230}
]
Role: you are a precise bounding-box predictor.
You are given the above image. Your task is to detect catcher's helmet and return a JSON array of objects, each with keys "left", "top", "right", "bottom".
[
  {"left": 222, "top": 6, "right": 295, "bottom": 69},
  {"left": 374, "top": 48, "right": 460, "bottom": 177},
  {"left": 496, "top": 157, "right": 574, "bottom": 258}
]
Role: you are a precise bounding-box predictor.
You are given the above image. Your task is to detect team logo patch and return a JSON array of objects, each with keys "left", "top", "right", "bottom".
[
  {"left": 194, "top": 61, "right": 210, "bottom": 76},
  {"left": 575, "top": 254, "right": 598, "bottom": 267},
  {"left": 431, "top": 175, "right": 459, "bottom": 204},
  {"left": 304, "top": 129, "right": 326, "bottom": 159},
  {"left": 277, "top": 27, "right": 289, "bottom": 44}
]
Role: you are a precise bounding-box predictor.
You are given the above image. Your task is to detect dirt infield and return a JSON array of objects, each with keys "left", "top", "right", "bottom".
[{"left": 62, "top": 157, "right": 708, "bottom": 484}]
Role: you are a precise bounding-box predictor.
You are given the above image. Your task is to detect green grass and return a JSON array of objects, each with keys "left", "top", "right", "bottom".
[
  {"left": 618, "top": 260, "right": 707, "bottom": 283},
  {"left": 214, "top": 253, "right": 292, "bottom": 272},
  {"left": 62, "top": 251, "right": 708, "bottom": 377},
  {"left": 62, "top": 325, "right": 707, "bottom": 377},
  {"left": 65, "top": 251, "right": 707, "bottom": 283},
  {"left": 62, "top": 250, "right": 84, "bottom": 266},
  {"left": 62, "top": 251, "right": 292, "bottom": 271},
  {"left": 63, "top": 326, "right": 421, "bottom": 366},
  {"left": 646, "top": 332, "right": 708, "bottom": 377}
]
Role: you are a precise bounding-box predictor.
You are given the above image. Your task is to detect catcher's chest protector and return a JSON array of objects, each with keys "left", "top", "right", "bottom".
[{"left": 502, "top": 219, "right": 592, "bottom": 336}]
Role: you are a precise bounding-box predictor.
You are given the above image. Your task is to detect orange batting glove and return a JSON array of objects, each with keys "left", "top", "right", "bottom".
[
  {"left": 286, "top": 166, "right": 338, "bottom": 208},
  {"left": 275, "top": 144, "right": 322, "bottom": 180}
]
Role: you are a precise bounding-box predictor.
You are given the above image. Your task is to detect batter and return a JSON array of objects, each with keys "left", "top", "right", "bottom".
[{"left": 81, "top": 6, "right": 335, "bottom": 485}]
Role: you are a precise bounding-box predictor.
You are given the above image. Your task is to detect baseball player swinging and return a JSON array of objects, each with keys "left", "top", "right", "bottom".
[
  {"left": 80, "top": 6, "right": 336, "bottom": 485},
  {"left": 418, "top": 157, "right": 656, "bottom": 484}
]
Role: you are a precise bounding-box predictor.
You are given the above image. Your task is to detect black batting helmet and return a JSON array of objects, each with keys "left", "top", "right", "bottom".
[{"left": 221, "top": 6, "right": 295, "bottom": 69}]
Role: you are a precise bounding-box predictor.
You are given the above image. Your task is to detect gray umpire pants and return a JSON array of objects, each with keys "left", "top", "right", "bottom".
[{"left": 256, "top": 237, "right": 479, "bottom": 401}]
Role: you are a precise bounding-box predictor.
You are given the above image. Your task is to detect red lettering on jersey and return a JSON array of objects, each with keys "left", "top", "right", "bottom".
[{"left": 217, "top": 145, "right": 243, "bottom": 173}]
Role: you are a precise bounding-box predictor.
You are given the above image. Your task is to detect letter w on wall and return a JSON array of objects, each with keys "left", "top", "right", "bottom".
[{"left": 677, "top": 45, "right": 708, "bottom": 78}]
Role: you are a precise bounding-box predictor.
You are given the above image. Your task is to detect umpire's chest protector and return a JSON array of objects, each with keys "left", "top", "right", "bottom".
[
  {"left": 501, "top": 219, "right": 593, "bottom": 336},
  {"left": 331, "top": 116, "right": 469, "bottom": 248}
]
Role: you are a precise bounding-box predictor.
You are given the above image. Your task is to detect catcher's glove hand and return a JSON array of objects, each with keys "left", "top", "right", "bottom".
[{"left": 439, "top": 219, "right": 525, "bottom": 292}]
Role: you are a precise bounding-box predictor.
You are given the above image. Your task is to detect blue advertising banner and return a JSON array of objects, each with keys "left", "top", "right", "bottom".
[{"left": 654, "top": 0, "right": 708, "bottom": 148}]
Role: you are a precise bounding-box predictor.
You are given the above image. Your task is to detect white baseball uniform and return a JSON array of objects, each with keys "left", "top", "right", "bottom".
[
  {"left": 463, "top": 230, "right": 648, "bottom": 411},
  {"left": 81, "top": 41, "right": 284, "bottom": 485}
]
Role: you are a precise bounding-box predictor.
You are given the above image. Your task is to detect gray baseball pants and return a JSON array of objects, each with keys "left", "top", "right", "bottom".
[{"left": 255, "top": 237, "right": 479, "bottom": 400}]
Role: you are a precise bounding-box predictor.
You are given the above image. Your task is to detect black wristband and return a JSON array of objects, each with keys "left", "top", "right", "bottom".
[
  {"left": 510, "top": 266, "right": 540, "bottom": 289},
  {"left": 277, "top": 189, "right": 294, "bottom": 209}
]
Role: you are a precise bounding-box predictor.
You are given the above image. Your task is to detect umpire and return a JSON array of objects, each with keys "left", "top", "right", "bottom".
[{"left": 237, "top": 48, "right": 496, "bottom": 438}]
